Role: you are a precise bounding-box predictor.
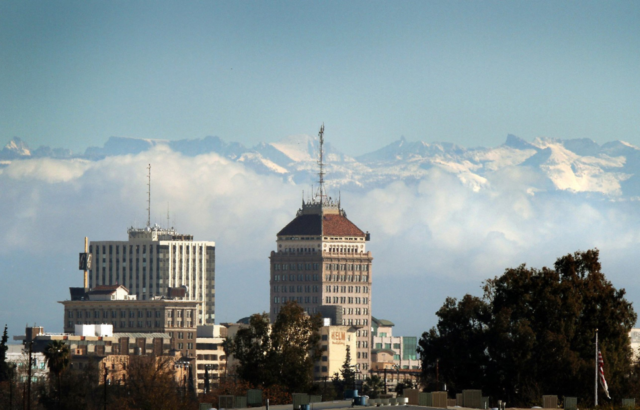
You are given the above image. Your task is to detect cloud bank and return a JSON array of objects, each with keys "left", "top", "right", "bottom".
[{"left": 2, "top": 147, "right": 640, "bottom": 339}]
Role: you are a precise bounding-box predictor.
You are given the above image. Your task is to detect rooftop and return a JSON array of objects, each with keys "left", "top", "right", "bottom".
[
  {"left": 372, "top": 317, "right": 395, "bottom": 328},
  {"left": 278, "top": 212, "right": 365, "bottom": 237}
]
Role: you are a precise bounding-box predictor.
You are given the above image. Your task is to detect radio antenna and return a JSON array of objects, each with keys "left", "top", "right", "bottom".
[
  {"left": 317, "top": 124, "right": 325, "bottom": 202},
  {"left": 147, "top": 164, "right": 151, "bottom": 227}
]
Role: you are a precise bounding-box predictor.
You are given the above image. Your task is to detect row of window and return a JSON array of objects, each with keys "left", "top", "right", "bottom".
[
  {"left": 272, "top": 285, "right": 320, "bottom": 293},
  {"left": 273, "top": 274, "right": 320, "bottom": 282},
  {"left": 274, "top": 263, "right": 320, "bottom": 271},
  {"left": 325, "top": 296, "right": 369, "bottom": 305},
  {"left": 273, "top": 296, "right": 319, "bottom": 304},
  {"left": 325, "top": 285, "right": 369, "bottom": 293},
  {"left": 325, "top": 264, "right": 369, "bottom": 272},
  {"left": 324, "top": 274, "right": 369, "bottom": 283},
  {"left": 67, "top": 319, "right": 193, "bottom": 329},
  {"left": 342, "top": 318, "right": 369, "bottom": 326},
  {"left": 176, "top": 343, "right": 194, "bottom": 349},
  {"left": 375, "top": 343, "right": 402, "bottom": 350},
  {"left": 67, "top": 309, "right": 194, "bottom": 319},
  {"left": 93, "top": 244, "right": 212, "bottom": 257}
]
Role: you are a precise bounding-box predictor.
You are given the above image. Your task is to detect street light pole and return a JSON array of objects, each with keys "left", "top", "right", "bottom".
[{"left": 104, "top": 361, "right": 108, "bottom": 410}]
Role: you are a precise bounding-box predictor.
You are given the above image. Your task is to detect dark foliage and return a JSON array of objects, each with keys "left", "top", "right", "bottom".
[
  {"left": 418, "top": 249, "right": 636, "bottom": 407},
  {"left": 228, "top": 301, "right": 322, "bottom": 393}
]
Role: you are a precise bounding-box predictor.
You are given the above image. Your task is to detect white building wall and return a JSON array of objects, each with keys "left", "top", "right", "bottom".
[{"left": 89, "top": 229, "right": 215, "bottom": 325}]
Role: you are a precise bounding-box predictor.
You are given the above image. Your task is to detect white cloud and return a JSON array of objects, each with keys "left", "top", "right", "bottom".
[{"left": 2, "top": 147, "right": 640, "bottom": 338}]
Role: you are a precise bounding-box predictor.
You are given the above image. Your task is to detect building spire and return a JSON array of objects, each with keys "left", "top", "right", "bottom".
[
  {"left": 317, "top": 124, "right": 326, "bottom": 203},
  {"left": 147, "top": 164, "right": 151, "bottom": 228}
]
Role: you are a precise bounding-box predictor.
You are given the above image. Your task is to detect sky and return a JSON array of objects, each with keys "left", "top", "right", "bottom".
[
  {"left": 2, "top": 1, "right": 640, "bottom": 341},
  {"left": 1, "top": 1, "right": 639, "bottom": 155}
]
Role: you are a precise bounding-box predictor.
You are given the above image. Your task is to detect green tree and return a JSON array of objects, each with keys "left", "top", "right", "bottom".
[
  {"left": 228, "top": 312, "right": 273, "bottom": 387},
  {"left": 43, "top": 340, "right": 70, "bottom": 406},
  {"left": 229, "top": 301, "right": 322, "bottom": 392},
  {"left": 418, "top": 295, "right": 491, "bottom": 394},
  {"left": 418, "top": 249, "right": 636, "bottom": 407},
  {"left": 331, "top": 346, "right": 356, "bottom": 399},
  {"left": 362, "top": 375, "right": 384, "bottom": 398},
  {"left": 340, "top": 345, "right": 355, "bottom": 388},
  {"left": 0, "top": 325, "right": 9, "bottom": 382}
]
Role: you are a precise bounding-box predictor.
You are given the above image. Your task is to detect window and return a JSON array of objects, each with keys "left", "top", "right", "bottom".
[
  {"left": 322, "top": 335, "right": 328, "bottom": 341},
  {"left": 393, "top": 343, "right": 401, "bottom": 349},
  {"left": 322, "top": 356, "right": 328, "bottom": 362},
  {"left": 375, "top": 343, "right": 382, "bottom": 349}
]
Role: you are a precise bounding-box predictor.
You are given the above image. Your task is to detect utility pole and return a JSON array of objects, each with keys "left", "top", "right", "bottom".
[
  {"left": 595, "top": 329, "right": 599, "bottom": 407},
  {"left": 104, "top": 361, "right": 108, "bottom": 410},
  {"left": 436, "top": 359, "right": 439, "bottom": 391},
  {"left": 26, "top": 341, "right": 33, "bottom": 410},
  {"left": 384, "top": 368, "right": 388, "bottom": 394}
]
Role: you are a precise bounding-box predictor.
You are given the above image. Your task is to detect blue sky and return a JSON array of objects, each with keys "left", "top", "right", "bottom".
[
  {"left": 1, "top": 1, "right": 639, "bottom": 155},
  {"left": 2, "top": 1, "right": 640, "bottom": 340}
]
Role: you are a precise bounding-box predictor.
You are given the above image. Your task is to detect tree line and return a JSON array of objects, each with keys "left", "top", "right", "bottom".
[{"left": 418, "top": 249, "right": 640, "bottom": 407}]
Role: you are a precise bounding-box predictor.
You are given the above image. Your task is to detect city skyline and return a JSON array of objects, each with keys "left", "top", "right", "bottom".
[{"left": 2, "top": 1, "right": 640, "bottom": 342}]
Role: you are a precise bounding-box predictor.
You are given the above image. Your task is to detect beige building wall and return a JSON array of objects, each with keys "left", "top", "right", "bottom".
[
  {"left": 314, "top": 325, "right": 357, "bottom": 380},
  {"left": 60, "top": 299, "right": 199, "bottom": 358}
]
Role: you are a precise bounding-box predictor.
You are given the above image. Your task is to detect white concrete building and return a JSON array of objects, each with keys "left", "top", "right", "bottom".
[
  {"left": 195, "top": 325, "right": 227, "bottom": 393},
  {"left": 88, "top": 224, "right": 215, "bottom": 325}
]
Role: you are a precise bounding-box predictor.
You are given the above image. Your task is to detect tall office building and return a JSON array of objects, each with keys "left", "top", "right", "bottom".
[
  {"left": 269, "top": 126, "right": 373, "bottom": 375},
  {"left": 88, "top": 225, "right": 216, "bottom": 325}
]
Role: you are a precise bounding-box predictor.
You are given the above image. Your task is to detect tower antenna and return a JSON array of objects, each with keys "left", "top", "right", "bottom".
[
  {"left": 147, "top": 164, "right": 151, "bottom": 227},
  {"left": 317, "top": 124, "right": 325, "bottom": 202}
]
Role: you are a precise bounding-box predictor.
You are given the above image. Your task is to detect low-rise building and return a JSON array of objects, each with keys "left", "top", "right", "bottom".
[
  {"left": 60, "top": 285, "right": 199, "bottom": 358},
  {"left": 15, "top": 324, "right": 182, "bottom": 385},
  {"left": 195, "top": 324, "right": 227, "bottom": 393},
  {"left": 6, "top": 344, "right": 48, "bottom": 383},
  {"left": 314, "top": 320, "right": 357, "bottom": 381},
  {"left": 370, "top": 317, "right": 421, "bottom": 389}
]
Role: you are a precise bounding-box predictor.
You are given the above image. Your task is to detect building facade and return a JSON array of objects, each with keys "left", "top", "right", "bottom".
[
  {"left": 88, "top": 224, "right": 215, "bottom": 325},
  {"left": 195, "top": 324, "right": 227, "bottom": 393},
  {"left": 60, "top": 285, "right": 199, "bottom": 358},
  {"left": 269, "top": 128, "right": 373, "bottom": 374},
  {"left": 371, "top": 317, "right": 420, "bottom": 371},
  {"left": 314, "top": 324, "right": 357, "bottom": 381}
]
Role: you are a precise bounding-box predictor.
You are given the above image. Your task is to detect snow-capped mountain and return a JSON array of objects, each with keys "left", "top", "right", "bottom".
[{"left": 4, "top": 133, "right": 640, "bottom": 198}]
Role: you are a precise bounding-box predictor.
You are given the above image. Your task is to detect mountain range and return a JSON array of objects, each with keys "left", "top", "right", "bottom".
[{"left": 3, "top": 134, "right": 640, "bottom": 197}]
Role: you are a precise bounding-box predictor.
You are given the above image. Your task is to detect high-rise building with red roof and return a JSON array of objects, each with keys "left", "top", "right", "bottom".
[{"left": 269, "top": 125, "right": 373, "bottom": 376}]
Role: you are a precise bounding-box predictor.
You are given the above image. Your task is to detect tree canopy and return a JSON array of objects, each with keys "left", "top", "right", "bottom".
[
  {"left": 418, "top": 249, "right": 636, "bottom": 406},
  {"left": 228, "top": 301, "right": 322, "bottom": 392},
  {"left": 0, "top": 325, "right": 9, "bottom": 382}
]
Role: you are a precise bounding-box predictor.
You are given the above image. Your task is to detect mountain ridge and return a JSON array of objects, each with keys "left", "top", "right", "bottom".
[{"left": 3, "top": 134, "right": 640, "bottom": 197}]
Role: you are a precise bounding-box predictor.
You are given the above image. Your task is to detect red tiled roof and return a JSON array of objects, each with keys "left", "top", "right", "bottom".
[
  {"left": 277, "top": 212, "right": 365, "bottom": 237},
  {"left": 322, "top": 214, "right": 365, "bottom": 237}
]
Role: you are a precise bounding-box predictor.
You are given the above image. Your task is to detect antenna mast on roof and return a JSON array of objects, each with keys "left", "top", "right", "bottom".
[
  {"left": 147, "top": 164, "right": 151, "bottom": 227},
  {"left": 317, "top": 124, "right": 325, "bottom": 203}
]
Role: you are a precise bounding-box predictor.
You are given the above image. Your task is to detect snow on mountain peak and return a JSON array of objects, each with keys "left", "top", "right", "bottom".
[
  {"left": 3, "top": 137, "right": 31, "bottom": 157},
  {"left": 269, "top": 134, "right": 316, "bottom": 162}
]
